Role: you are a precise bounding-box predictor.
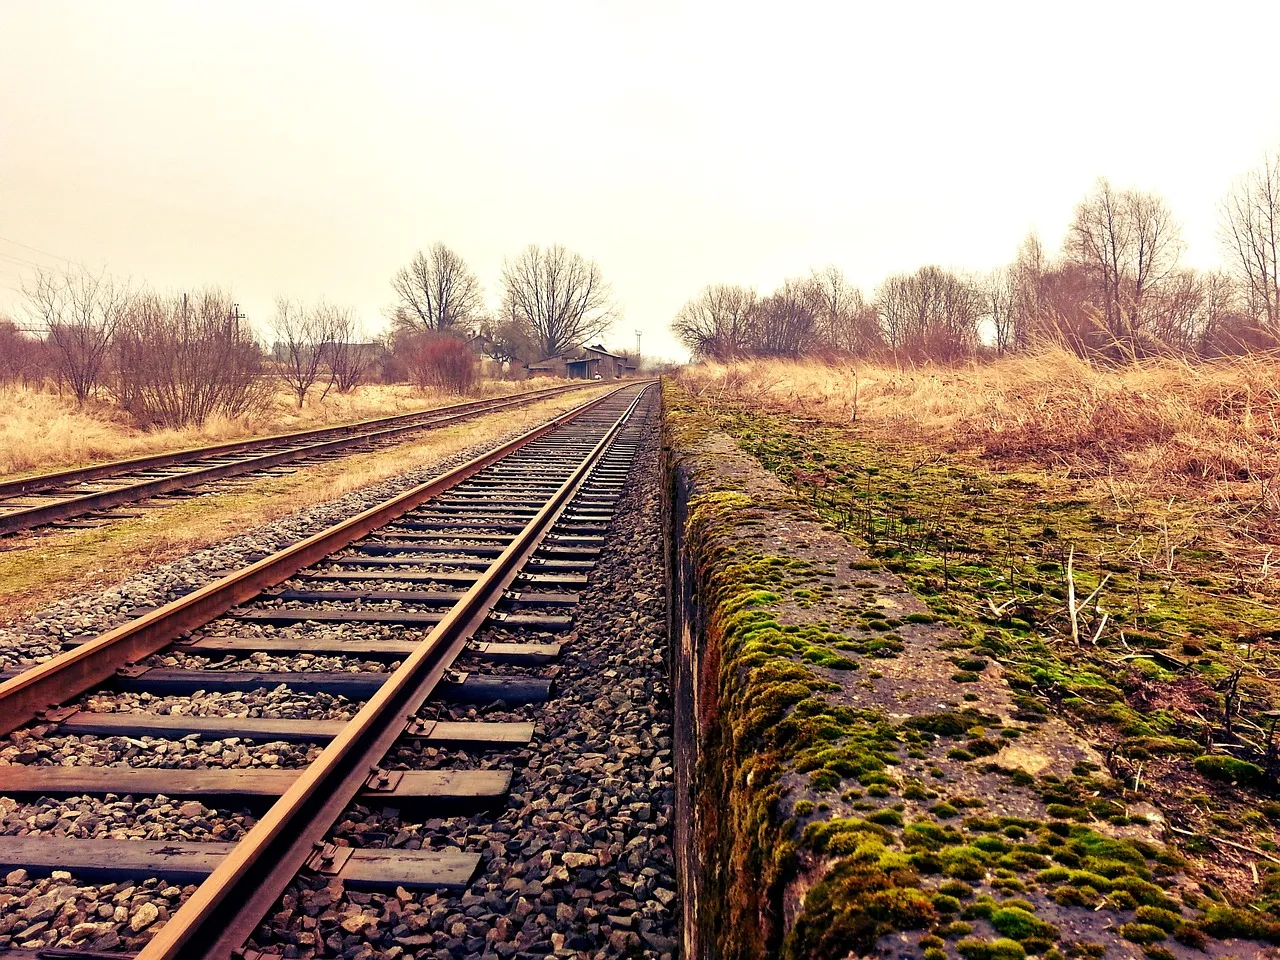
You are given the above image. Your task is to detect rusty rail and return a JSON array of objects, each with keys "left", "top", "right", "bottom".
[
  {"left": 135, "top": 385, "right": 650, "bottom": 960},
  {"left": 0, "top": 384, "right": 641, "bottom": 736}
]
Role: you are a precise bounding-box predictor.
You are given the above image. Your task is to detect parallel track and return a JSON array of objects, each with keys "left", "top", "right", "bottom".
[
  {"left": 0, "top": 381, "right": 602, "bottom": 537},
  {"left": 0, "top": 381, "right": 657, "bottom": 960}
]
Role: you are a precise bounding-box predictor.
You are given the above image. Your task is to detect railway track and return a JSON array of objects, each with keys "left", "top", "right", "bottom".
[
  {"left": 0, "top": 382, "right": 600, "bottom": 537},
  {"left": 0, "top": 381, "right": 671, "bottom": 960}
]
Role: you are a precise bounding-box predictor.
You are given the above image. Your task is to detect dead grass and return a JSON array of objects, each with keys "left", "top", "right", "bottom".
[
  {"left": 0, "top": 385, "right": 614, "bottom": 621},
  {"left": 680, "top": 348, "right": 1280, "bottom": 496},
  {"left": 680, "top": 350, "right": 1280, "bottom": 599},
  {"left": 0, "top": 377, "right": 576, "bottom": 479}
]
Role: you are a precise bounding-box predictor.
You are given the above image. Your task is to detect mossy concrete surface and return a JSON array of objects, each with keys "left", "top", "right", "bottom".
[{"left": 662, "top": 379, "right": 1272, "bottom": 960}]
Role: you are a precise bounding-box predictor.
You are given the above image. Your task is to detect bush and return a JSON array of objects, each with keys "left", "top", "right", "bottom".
[
  {"left": 114, "top": 290, "right": 271, "bottom": 427},
  {"left": 0, "top": 320, "right": 53, "bottom": 385},
  {"left": 396, "top": 330, "right": 478, "bottom": 394}
]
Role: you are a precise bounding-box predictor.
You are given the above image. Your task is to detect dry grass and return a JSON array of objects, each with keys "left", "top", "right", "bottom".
[
  {"left": 0, "top": 377, "right": 575, "bottom": 478},
  {"left": 681, "top": 349, "right": 1280, "bottom": 495},
  {"left": 680, "top": 350, "right": 1280, "bottom": 583},
  {"left": 0, "top": 385, "right": 614, "bottom": 621}
]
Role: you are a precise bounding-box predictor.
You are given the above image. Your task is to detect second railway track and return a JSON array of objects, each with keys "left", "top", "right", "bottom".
[
  {"left": 0, "top": 382, "right": 602, "bottom": 537},
  {"left": 0, "top": 381, "right": 673, "bottom": 960}
]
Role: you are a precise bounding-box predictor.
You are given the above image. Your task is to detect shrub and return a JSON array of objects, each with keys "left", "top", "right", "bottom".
[{"left": 396, "top": 330, "right": 478, "bottom": 395}]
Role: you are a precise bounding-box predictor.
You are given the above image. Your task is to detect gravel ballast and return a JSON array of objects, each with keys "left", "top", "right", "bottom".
[{"left": 0, "top": 391, "right": 677, "bottom": 959}]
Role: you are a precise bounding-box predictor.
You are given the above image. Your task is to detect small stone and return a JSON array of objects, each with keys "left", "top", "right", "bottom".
[{"left": 130, "top": 902, "right": 160, "bottom": 932}]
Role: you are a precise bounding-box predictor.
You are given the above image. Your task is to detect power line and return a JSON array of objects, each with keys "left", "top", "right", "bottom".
[{"left": 0, "top": 234, "right": 79, "bottom": 265}]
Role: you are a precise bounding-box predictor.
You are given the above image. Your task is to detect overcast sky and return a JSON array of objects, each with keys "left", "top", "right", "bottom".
[{"left": 3, "top": 1, "right": 1280, "bottom": 360}]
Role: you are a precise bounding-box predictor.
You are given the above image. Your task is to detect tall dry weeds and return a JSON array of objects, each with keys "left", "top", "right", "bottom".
[{"left": 679, "top": 349, "right": 1280, "bottom": 560}]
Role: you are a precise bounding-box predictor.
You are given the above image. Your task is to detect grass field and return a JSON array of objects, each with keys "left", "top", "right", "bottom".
[
  {"left": 0, "top": 377, "right": 576, "bottom": 478},
  {"left": 677, "top": 350, "right": 1280, "bottom": 904},
  {"left": 0, "top": 385, "right": 614, "bottom": 620}
]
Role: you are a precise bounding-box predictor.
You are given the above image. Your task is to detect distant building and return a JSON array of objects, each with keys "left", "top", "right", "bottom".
[{"left": 527, "top": 343, "right": 638, "bottom": 380}]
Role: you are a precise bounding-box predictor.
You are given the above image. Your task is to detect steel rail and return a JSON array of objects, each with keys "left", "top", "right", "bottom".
[
  {"left": 0, "top": 383, "right": 610, "bottom": 536},
  {"left": 138, "top": 385, "right": 651, "bottom": 960},
  {"left": 0, "top": 381, "right": 593, "bottom": 498},
  {"left": 0, "top": 383, "right": 643, "bottom": 735}
]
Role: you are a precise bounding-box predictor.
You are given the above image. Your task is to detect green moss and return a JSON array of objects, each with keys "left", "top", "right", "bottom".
[
  {"left": 1133, "top": 906, "right": 1181, "bottom": 932},
  {"left": 664, "top": 381, "right": 1279, "bottom": 959},
  {"left": 1193, "top": 754, "right": 1267, "bottom": 786},
  {"left": 955, "top": 937, "right": 1027, "bottom": 960},
  {"left": 933, "top": 893, "right": 962, "bottom": 915},
  {"left": 990, "top": 907, "right": 1059, "bottom": 943},
  {"left": 939, "top": 880, "right": 974, "bottom": 899},
  {"left": 1198, "top": 906, "right": 1280, "bottom": 943},
  {"left": 784, "top": 860, "right": 935, "bottom": 959},
  {"left": 1117, "top": 923, "right": 1167, "bottom": 945}
]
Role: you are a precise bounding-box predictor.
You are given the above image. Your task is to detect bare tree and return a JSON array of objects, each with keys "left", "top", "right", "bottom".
[
  {"left": 750, "top": 278, "right": 820, "bottom": 357},
  {"left": 272, "top": 298, "right": 335, "bottom": 407},
  {"left": 1066, "top": 178, "right": 1182, "bottom": 353},
  {"left": 806, "top": 266, "right": 881, "bottom": 354},
  {"left": 1009, "top": 233, "right": 1051, "bottom": 350},
  {"left": 0, "top": 319, "right": 52, "bottom": 386},
  {"left": 983, "top": 267, "right": 1017, "bottom": 354},
  {"left": 671, "top": 284, "right": 758, "bottom": 360},
  {"left": 113, "top": 289, "right": 271, "bottom": 427},
  {"left": 876, "top": 266, "right": 983, "bottom": 362},
  {"left": 390, "top": 243, "right": 484, "bottom": 334},
  {"left": 323, "top": 306, "right": 375, "bottom": 393},
  {"left": 23, "top": 266, "right": 129, "bottom": 403},
  {"left": 1221, "top": 151, "right": 1280, "bottom": 334},
  {"left": 500, "top": 244, "right": 614, "bottom": 357}
]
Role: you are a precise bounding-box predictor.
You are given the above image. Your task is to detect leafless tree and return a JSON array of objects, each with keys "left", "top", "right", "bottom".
[
  {"left": 390, "top": 243, "right": 485, "bottom": 334},
  {"left": 272, "top": 297, "right": 335, "bottom": 407},
  {"left": 501, "top": 244, "right": 614, "bottom": 358},
  {"left": 23, "top": 266, "right": 130, "bottom": 403},
  {"left": 876, "top": 266, "right": 983, "bottom": 362},
  {"left": 750, "top": 278, "right": 820, "bottom": 357},
  {"left": 671, "top": 284, "right": 758, "bottom": 360},
  {"left": 983, "top": 267, "right": 1017, "bottom": 354},
  {"left": 1066, "top": 178, "right": 1182, "bottom": 353},
  {"left": 1221, "top": 151, "right": 1280, "bottom": 334},
  {"left": 0, "top": 319, "right": 52, "bottom": 386},
  {"left": 113, "top": 289, "right": 271, "bottom": 427},
  {"left": 322, "top": 306, "right": 375, "bottom": 393},
  {"left": 806, "top": 266, "right": 881, "bottom": 354},
  {"left": 1009, "top": 233, "right": 1051, "bottom": 350}
]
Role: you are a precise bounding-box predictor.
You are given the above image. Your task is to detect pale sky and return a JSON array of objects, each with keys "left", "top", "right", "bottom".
[{"left": 3, "top": 1, "right": 1280, "bottom": 360}]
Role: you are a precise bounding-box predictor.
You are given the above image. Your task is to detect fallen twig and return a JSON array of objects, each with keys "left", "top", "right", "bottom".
[{"left": 1169, "top": 825, "right": 1280, "bottom": 865}]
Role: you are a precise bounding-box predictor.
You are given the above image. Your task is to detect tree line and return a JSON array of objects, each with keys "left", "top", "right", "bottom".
[
  {"left": 673, "top": 152, "right": 1280, "bottom": 362},
  {"left": 386, "top": 241, "right": 614, "bottom": 363},
  {"left": 0, "top": 241, "right": 618, "bottom": 428}
]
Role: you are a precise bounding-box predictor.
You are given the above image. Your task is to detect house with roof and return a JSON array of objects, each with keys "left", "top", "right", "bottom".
[{"left": 526, "top": 343, "right": 638, "bottom": 380}]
